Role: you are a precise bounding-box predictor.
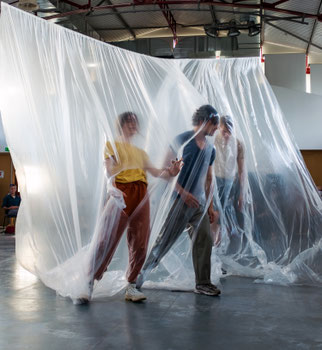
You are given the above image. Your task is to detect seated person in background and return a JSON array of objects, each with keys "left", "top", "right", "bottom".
[{"left": 2, "top": 184, "right": 21, "bottom": 218}]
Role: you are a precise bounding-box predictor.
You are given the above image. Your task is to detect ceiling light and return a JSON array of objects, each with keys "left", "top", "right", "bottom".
[
  {"left": 204, "top": 26, "right": 219, "bottom": 38},
  {"left": 248, "top": 21, "right": 260, "bottom": 36},
  {"left": 228, "top": 22, "right": 240, "bottom": 37}
]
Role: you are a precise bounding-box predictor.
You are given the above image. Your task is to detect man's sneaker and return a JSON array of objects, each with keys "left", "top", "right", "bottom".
[
  {"left": 74, "top": 296, "right": 90, "bottom": 305},
  {"left": 74, "top": 279, "right": 94, "bottom": 305},
  {"left": 195, "top": 284, "right": 221, "bottom": 296},
  {"left": 125, "top": 283, "right": 147, "bottom": 302},
  {"left": 207, "top": 283, "right": 221, "bottom": 295}
]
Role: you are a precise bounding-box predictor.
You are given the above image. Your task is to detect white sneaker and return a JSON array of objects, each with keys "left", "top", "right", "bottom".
[{"left": 125, "top": 283, "right": 146, "bottom": 302}]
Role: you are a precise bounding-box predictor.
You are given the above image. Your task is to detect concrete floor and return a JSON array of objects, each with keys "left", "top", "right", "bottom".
[{"left": 1, "top": 234, "right": 322, "bottom": 350}]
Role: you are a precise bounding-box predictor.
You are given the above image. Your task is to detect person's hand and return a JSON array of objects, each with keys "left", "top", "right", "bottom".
[
  {"left": 181, "top": 190, "right": 199, "bottom": 208},
  {"left": 208, "top": 206, "right": 219, "bottom": 224},
  {"left": 110, "top": 186, "right": 126, "bottom": 199},
  {"left": 107, "top": 185, "right": 126, "bottom": 209},
  {"left": 214, "top": 229, "right": 221, "bottom": 246},
  {"left": 168, "top": 158, "right": 183, "bottom": 177}
]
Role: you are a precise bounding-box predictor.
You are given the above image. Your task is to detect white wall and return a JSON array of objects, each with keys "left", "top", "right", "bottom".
[
  {"left": 265, "top": 53, "right": 306, "bottom": 92},
  {"left": 310, "top": 64, "right": 322, "bottom": 96},
  {"left": 0, "top": 114, "right": 7, "bottom": 152},
  {"left": 272, "top": 85, "right": 322, "bottom": 150}
]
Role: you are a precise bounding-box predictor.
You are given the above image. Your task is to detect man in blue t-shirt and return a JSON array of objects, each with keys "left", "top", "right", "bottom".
[
  {"left": 2, "top": 184, "right": 21, "bottom": 217},
  {"left": 137, "top": 105, "right": 220, "bottom": 296}
]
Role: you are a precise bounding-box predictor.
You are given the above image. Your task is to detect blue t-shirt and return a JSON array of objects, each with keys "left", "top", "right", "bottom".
[{"left": 172, "top": 131, "right": 215, "bottom": 205}]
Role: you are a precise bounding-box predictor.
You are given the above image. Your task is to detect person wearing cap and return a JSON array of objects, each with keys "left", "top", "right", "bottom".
[
  {"left": 136, "top": 105, "right": 221, "bottom": 296},
  {"left": 212, "top": 115, "right": 246, "bottom": 250}
]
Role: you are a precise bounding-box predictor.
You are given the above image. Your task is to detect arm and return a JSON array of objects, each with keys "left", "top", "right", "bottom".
[
  {"left": 105, "top": 157, "right": 117, "bottom": 181},
  {"left": 145, "top": 149, "right": 183, "bottom": 179},
  {"left": 145, "top": 166, "right": 170, "bottom": 179},
  {"left": 205, "top": 165, "right": 218, "bottom": 224},
  {"left": 205, "top": 165, "right": 214, "bottom": 205},
  {"left": 145, "top": 159, "right": 183, "bottom": 179},
  {"left": 2, "top": 196, "right": 9, "bottom": 210},
  {"left": 174, "top": 182, "right": 199, "bottom": 208},
  {"left": 237, "top": 142, "right": 246, "bottom": 210}
]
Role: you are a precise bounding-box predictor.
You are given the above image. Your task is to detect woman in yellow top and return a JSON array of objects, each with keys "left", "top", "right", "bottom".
[{"left": 92, "top": 112, "right": 182, "bottom": 302}]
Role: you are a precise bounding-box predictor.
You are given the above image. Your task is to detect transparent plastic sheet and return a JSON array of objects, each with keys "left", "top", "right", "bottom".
[
  {"left": 0, "top": 5, "right": 220, "bottom": 302},
  {"left": 0, "top": 5, "right": 321, "bottom": 304},
  {"left": 180, "top": 59, "right": 322, "bottom": 284}
]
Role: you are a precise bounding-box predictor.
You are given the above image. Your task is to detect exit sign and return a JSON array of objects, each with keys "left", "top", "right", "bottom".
[{"left": 0, "top": 170, "right": 4, "bottom": 178}]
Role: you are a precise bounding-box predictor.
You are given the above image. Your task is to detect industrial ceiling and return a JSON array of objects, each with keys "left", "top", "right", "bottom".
[{"left": 2, "top": 0, "right": 322, "bottom": 62}]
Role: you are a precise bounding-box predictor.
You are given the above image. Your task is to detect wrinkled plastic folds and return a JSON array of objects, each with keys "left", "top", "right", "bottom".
[{"left": 1, "top": 4, "right": 322, "bottom": 302}]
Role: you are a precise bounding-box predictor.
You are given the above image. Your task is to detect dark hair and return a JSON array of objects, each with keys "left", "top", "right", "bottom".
[
  {"left": 192, "top": 105, "right": 219, "bottom": 126},
  {"left": 9, "top": 184, "right": 16, "bottom": 187},
  {"left": 220, "top": 115, "right": 233, "bottom": 133},
  {"left": 117, "top": 112, "right": 139, "bottom": 129}
]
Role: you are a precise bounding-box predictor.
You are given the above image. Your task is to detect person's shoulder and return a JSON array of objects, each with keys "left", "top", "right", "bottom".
[
  {"left": 2, "top": 194, "right": 9, "bottom": 203},
  {"left": 175, "top": 130, "right": 194, "bottom": 144},
  {"left": 105, "top": 140, "right": 121, "bottom": 152},
  {"left": 135, "top": 145, "right": 148, "bottom": 155},
  {"left": 106, "top": 140, "right": 122, "bottom": 146},
  {"left": 131, "top": 144, "right": 149, "bottom": 160}
]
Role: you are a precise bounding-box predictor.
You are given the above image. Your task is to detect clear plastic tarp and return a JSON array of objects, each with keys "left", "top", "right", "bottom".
[{"left": 0, "top": 4, "right": 322, "bottom": 303}]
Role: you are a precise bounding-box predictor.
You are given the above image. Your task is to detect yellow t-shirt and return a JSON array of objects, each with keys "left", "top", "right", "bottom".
[{"left": 104, "top": 141, "right": 149, "bottom": 184}]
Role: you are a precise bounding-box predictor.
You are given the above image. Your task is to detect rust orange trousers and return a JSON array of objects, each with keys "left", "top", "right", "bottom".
[{"left": 94, "top": 181, "right": 150, "bottom": 283}]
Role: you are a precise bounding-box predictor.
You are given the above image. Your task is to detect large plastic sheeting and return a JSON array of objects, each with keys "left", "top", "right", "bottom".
[{"left": 1, "top": 4, "right": 322, "bottom": 302}]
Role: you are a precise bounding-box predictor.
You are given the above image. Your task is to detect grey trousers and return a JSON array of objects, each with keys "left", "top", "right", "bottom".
[{"left": 137, "top": 197, "right": 213, "bottom": 287}]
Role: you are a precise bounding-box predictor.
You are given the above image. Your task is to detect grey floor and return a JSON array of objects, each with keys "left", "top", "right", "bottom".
[{"left": 1, "top": 234, "right": 322, "bottom": 350}]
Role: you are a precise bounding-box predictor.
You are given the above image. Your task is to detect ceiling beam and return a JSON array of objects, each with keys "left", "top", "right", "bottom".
[
  {"left": 59, "top": 0, "right": 136, "bottom": 38},
  {"left": 86, "top": 7, "right": 308, "bottom": 25},
  {"left": 262, "top": 14, "right": 308, "bottom": 25},
  {"left": 101, "top": 0, "right": 136, "bottom": 39},
  {"left": 58, "top": 0, "right": 88, "bottom": 9},
  {"left": 88, "top": 7, "right": 260, "bottom": 19},
  {"left": 265, "top": 21, "right": 322, "bottom": 51},
  {"left": 97, "top": 25, "right": 171, "bottom": 30},
  {"left": 209, "top": 4, "right": 217, "bottom": 22},
  {"left": 157, "top": 1, "right": 178, "bottom": 45},
  {"left": 260, "top": 0, "right": 265, "bottom": 48},
  {"left": 306, "top": 0, "right": 322, "bottom": 55},
  {"left": 43, "top": 1, "right": 322, "bottom": 21},
  {"left": 272, "top": 0, "right": 289, "bottom": 6}
]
